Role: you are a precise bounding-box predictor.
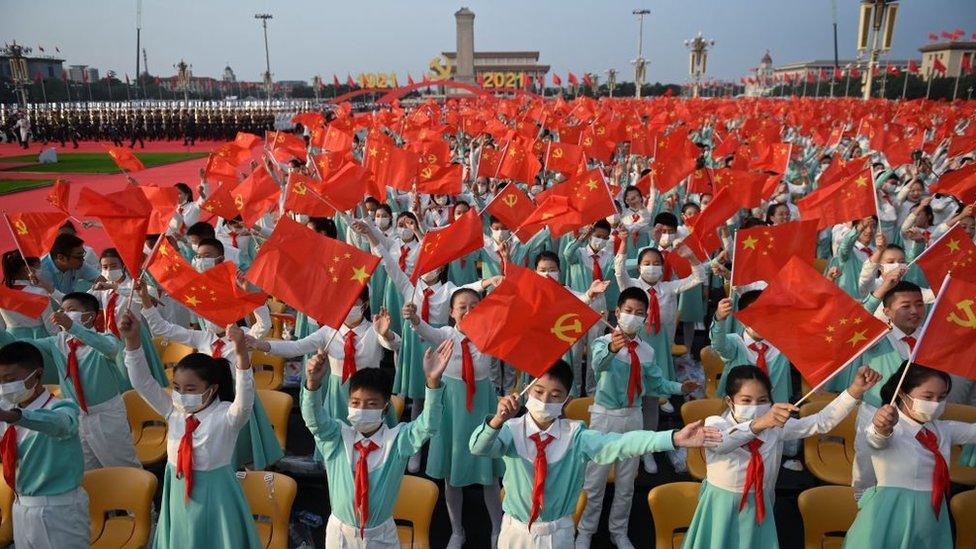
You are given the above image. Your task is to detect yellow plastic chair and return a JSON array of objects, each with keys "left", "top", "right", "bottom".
[
  {"left": 943, "top": 403, "right": 976, "bottom": 486},
  {"left": 647, "top": 481, "right": 701, "bottom": 549},
  {"left": 797, "top": 485, "right": 858, "bottom": 549},
  {"left": 680, "top": 399, "right": 726, "bottom": 481},
  {"left": 700, "top": 347, "right": 724, "bottom": 399},
  {"left": 83, "top": 467, "right": 158, "bottom": 549},
  {"left": 564, "top": 396, "right": 594, "bottom": 427},
  {"left": 238, "top": 471, "right": 297, "bottom": 549},
  {"left": 257, "top": 389, "right": 293, "bottom": 451},
  {"left": 122, "top": 389, "right": 168, "bottom": 466},
  {"left": 251, "top": 351, "right": 285, "bottom": 391},
  {"left": 391, "top": 394, "right": 405, "bottom": 422},
  {"left": 155, "top": 337, "right": 195, "bottom": 367},
  {"left": 799, "top": 380, "right": 839, "bottom": 403},
  {"left": 951, "top": 490, "right": 976, "bottom": 549},
  {"left": 800, "top": 400, "right": 856, "bottom": 485},
  {"left": 0, "top": 477, "right": 13, "bottom": 547},
  {"left": 393, "top": 475, "right": 439, "bottom": 549},
  {"left": 671, "top": 343, "right": 688, "bottom": 357}
]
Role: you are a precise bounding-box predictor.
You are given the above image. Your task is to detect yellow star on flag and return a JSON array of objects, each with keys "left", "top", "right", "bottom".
[
  {"left": 946, "top": 239, "right": 961, "bottom": 253},
  {"left": 351, "top": 266, "right": 370, "bottom": 283},
  {"left": 185, "top": 295, "right": 201, "bottom": 307},
  {"left": 847, "top": 330, "right": 867, "bottom": 346},
  {"left": 742, "top": 236, "right": 759, "bottom": 250}
]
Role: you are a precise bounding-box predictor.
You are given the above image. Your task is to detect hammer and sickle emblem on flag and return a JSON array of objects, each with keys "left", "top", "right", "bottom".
[
  {"left": 234, "top": 194, "right": 244, "bottom": 210},
  {"left": 420, "top": 166, "right": 433, "bottom": 179},
  {"left": 550, "top": 313, "right": 583, "bottom": 343},
  {"left": 552, "top": 148, "right": 564, "bottom": 159},
  {"left": 583, "top": 137, "right": 593, "bottom": 146},
  {"left": 426, "top": 153, "right": 437, "bottom": 165},
  {"left": 294, "top": 181, "right": 307, "bottom": 195},
  {"left": 276, "top": 134, "right": 285, "bottom": 144},
  {"left": 502, "top": 194, "right": 518, "bottom": 208},
  {"left": 428, "top": 55, "right": 453, "bottom": 81},
  {"left": 14, "top": 220, "right": 28, "bottom": 235},
  {"left": 947, "top": 299, "right": 976, "bottom": 329}
]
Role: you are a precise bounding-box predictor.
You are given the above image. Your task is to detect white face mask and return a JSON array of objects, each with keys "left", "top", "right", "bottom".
[
  {"left": 525, "top": 395, "right": 566, "bottom": 424},
  {"left": 730, "top": 402, "right": 772, "bottom": 422},
  {"left": 903, "top": 394, "right": 945, "bottom": 423},
  {"left": 190, "top": 243, "right": 200, "bottom": 253},
  {"left": 397, "top": 227, "right": 414, "bottom": 241},
  {"left": 376, "top": 217, "right": 391, "bottom": 230},
  {"left": 64, "top": 311, "right": 92, "bottom": 328},
  {"left": 346, "top": 406, "right": 385, "bottom": 433},
  {"left": 0, "top": 371, "right": 38, "bottom": 405},
  {"left": 658, "top": 232, "right": 672, "bottom": 248},
  {"left": 537, "top": 270, "right": 560, "bottom": 281},
  {"left": 590, "top": 236, "right": 609, "bottom": 251},
  {"left": 172, "top": 388, "right": 212, "bottom": 414},
  {"left": 616, "top": 312, "right": 645, "bottom": 335},
  {"left": 640, "top": 265, "right": 663, "bottom": 283},
  {"left": 492, "top": 228, "right": 511, "bottom": 242},
  {"left": 345, "top": 305, "right": 364, "bottom": 326},
  {"left": 880, "top": 262, "right": 907, "bottom": 274},
  {"left": 102, "top": 268, "right": 124, "bottom": 282},
  {"left": 192, "top": 256, "right": 218, "bottom": 272}
]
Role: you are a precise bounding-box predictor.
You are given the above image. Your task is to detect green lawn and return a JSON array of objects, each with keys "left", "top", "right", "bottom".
[
  {"left": 0, "top": 152, "right": 208, "bottom": 173},
  {"left": 0, "top": 178, "right": 55, "bottom": 195}
]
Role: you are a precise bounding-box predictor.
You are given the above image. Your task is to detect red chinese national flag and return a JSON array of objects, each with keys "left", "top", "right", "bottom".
[
  {"left": 234, "top": 132, "right": 262, "bottom": 150},
  {"left": 515, "top": 194, "right": 579, "bottom": 242},
  {"left": 458, "top": 264, "right": 601, "bottom": 376},
  {"left": 105, "top": 146, "right": 145, "bottom": 172},
  {"left": 486, "top": 184, "right": 534, "bottom": 230},
  {"left": 200, "top": 181, "right": 242, "bottom": 220},
  {"left": 552, "top": 73, "right": 562, "bottom": 86},
  {"left": 912, "top": 275, "right": 976, "bottom": 380},
  {"left": 797, "top": 168, "right": 877, "bottom": 230},
  {"left": 476, "top": 147, "right": 502, "bottom": 179},
  {"left": 497, "top": 138, "right": 542, "bottom": 185},
  {"left": 203, "top": 152, "right": 239, "bottom": 185},
  {"left": 685, "top": 186, "right": 740, "bottom": 255},
  {"left": 908, "top": 60, "right": 920, "bottom": 74},
  {"left": 76, "top": 186, "right": 153, "bottom": 273},
  {"left": 46, "top": 179, "right": 70, "bottom": 213},
  {"left": 4, "top": 212, "right": 66, "bottom": 257},
  {"left": 148, "top": 238, "right": 197, "bottom": 292},
  {"left": 735, "top": 257, "right": 890, "bottom": 388},
  {"left": 364, "top": 130, "right": 419, "bottom": 191},
  {"left": 545, "top": 141, "right": 584, "bottom": 175},
  {"left": 731, "top": 220, "right": 819, "bottom": 287},
  {"left": 411, "top": 210, "right": 484, "bottom": 283},
  {"left": 751, "top": 142, "right": 792, "bottom": 174},
  {"left": 537, "top": 168, "right": 616, "bottom": 227},
  {"left": 929, "top": 162, "right": 976, "bottom": 205},
  {"left": 137, "top": 186, "right": 180, "bottom": 234},
  {"left": 266, "top": 130, "right": 307, "bottom": 163},
  {"left": 568, "top": 72, "right": 579, "bottom": 86},
  {"left": 713, "top": 169, "right": 769, "bottom": 209},
  {"left": 914, "top": 223, "right": 976, "bottom": 292},
  {"left": 246, "top": 217, "right": 380, "bottom": 329},
  {"left": 231, "top": 165, "right": 281, "bottom": 227},
  {"left": 0, "top": 285, "right": 48, "bottom": 318},
  {"left": 170, "top": 262, "right": 267, "bottom": 326},
  {"left": 321, "top": 161, "right": 369, "bottom": 212},
  {"left": 933, "top": 57, "right": 948, "bottom": 74}
]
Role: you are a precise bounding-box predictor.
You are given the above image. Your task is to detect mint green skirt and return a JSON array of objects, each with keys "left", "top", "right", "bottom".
[
  {"left": 426, "top": 376, "right": 504, "bottom": 487},
  {"left": 682, "top": 481, "right": 778, "bottom": 549},
  {"left": 156, "top": 463, "right": 261, "bottom": 549},
  {"left": 843, "top": 486, "right": 952, "bottom": 549},
  {"left": 393, "top": 322, "right": 433, "bottom": 400}
]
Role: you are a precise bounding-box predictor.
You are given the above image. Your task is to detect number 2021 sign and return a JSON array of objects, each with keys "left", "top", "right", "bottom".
[{"left": 480, "top": 72, "right": 528, "bottom": 89}]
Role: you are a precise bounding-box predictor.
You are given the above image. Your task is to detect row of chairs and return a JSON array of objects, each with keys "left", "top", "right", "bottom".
[{"left": 648, "top": 482, "right": 976, "bottom": 549}]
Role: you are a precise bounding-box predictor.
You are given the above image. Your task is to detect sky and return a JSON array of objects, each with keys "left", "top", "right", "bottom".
[{"left": 2, "top": 0, "right": 975, "bottom": 85}]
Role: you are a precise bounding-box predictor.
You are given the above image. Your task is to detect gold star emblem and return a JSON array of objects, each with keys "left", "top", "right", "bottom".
[
  {"left": 854, "top": 175, "right": 868, "bottom": 188},
  {"left": 586, "top": 178, "right": 598, "bottom": 190},
  {"left": 351, "top": 266, "right": 370, "bottom": 283},
  {"left": 332, "top": 276, "right": 339, "bottom": 282},
  {"left": 742, "top": 236, "right": 759, "bottom": 250},
  {"left": 185, "top": 295, "right": 201, "bottom": 306},
  {"left": 839, "top": 318, "right": 849, "bottom": 325},
  {"left": 369, "top": 147, "right": 378, "bottom": 157},
  {"left": 826, "top": 324, "right": 835, "bottom": 333},
  {"left": 344, "top": 253, "right": 352, "bottom": 259},
  {"left": 847, "top": 330, "right": 867, "bottom": 347},
  {"left": 853, "top": 318, "right": 862, "bottom": 325},
  {"left": 825, "top": 335, "right": 834, "bottom": 343},
  {"left": 947, "top": 239, "right": 961, "bottom": 252}
]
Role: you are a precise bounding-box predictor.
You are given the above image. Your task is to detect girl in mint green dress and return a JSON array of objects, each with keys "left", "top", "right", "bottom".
[{"left": 120, "top": 313, "right": 261, "bottom": 549}]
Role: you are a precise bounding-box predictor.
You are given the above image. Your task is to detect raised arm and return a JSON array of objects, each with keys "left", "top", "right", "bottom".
[
  {"left": 119, "top": 312, "right": 173, "bottom": 417},
  {"left": 223, "top": 324, "right": 255, "bottom": 431},
  {"left": 299, "top": 349, "right": 343, "bottom": 458},
  {"left": 7, "top": 399, "right": 80, "bottom": 439},
  {"left": 470, "top": 392, "right": 519, "bottom": 459}
]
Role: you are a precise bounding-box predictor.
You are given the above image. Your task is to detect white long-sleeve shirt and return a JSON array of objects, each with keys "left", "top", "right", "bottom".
[{"left": 266, "top": 320, "right": 399, "bottom": 378}]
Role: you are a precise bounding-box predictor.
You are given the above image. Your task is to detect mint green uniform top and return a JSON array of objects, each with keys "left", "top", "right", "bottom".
[
  {"left": 0, "top": 323, "right": 123, "bottom": 407},
  {"left": 2, "top": 390, "right": 84, "bottom": 496},
  {"left": 470, "top": 415, "right": 675, "bottom": 523},
  {"left": 590, "top": 334, "right": 682, "bottom": 408},
  {"left": 709, "top": 317, "right": 792, "bottom": 404},
  {"left": 301, "top": 382, "right": 444, "bottom": 529}
]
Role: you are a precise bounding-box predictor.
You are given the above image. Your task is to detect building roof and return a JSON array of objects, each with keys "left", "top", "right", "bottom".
[
  {"left": 773, "top": 59, "right": 914, "bottom": 70},
  {"left": 442, "top": 51, "right": 541, "bottom": 60},
  {"left": 761, "top": 50, "right": 772, "bottom": 64},
  {"left": 918, "top": 41, "right": 976, "bottom": 53}
]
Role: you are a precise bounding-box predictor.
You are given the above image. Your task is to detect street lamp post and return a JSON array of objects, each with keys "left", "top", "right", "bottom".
[
  {"left": 857, "top": 0, "right": 898, "bottom": 100},
  {"left": 3, "top": 41, "right": 31, "bottom": 107},
  {"left": 684, "top": 32, "right": 715, "bottom": 98},
  {"left": 632, "top": 9, "right": 650, "bottom": 98},
  {"left": 255, "top": 13, "right": 274, "bottom": 101},
  {"left": 175, "top": 59, "right": 191, "bottom": 103}
]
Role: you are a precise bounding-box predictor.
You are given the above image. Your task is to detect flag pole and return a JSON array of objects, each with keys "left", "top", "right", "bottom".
[
  {"left": 793, "top": 327, "right": 891, "bottom": 407},
  {"left": 887, "top": 272, "right": 951, "bottom": 406},
  {"left": 1, "top": 211, "right": 36, "bottom": 277},
  {"left": 122, "top": 229, "right": 167, "bottom": 315}
]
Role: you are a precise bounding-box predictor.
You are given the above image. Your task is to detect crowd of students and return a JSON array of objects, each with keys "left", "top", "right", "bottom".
[{"left": 0, "top": 95, "right": 974, "bottom": 549}]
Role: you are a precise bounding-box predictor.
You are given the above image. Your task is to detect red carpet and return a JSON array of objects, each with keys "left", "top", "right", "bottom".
[{"left": 0, "top": 141, "right": 221, "bottom": 253}]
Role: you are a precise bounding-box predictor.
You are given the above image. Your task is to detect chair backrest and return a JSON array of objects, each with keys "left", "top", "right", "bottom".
[
  {"left": 944, "top": 404, "right": 976, "bottom": 486},
  {"left": 801, "top": 400, "right": 856, "bottom": 459},
  {"left": 238, "top": 471, "right": 298, "bottom": 549},
  {"left": 564, "top": 396, "right": 594, "bottom": 427},
  {"left": 680, "top": 399, "right": 726, "bottom": 480},
  {"left": 797, "top": 485, "right": 858, "bottom": 549},
  {"left": 121, "top": 389, "right": 168, "bottom": 465},
  {"left": 155, "top": 338, "right": 195, "bottom": 368},
  {"left": 951, "top": 490, "right": 976, "bottom": 549},
  {"left": 393, "top": 475, "right": 439, "bottom": 549},
  {"left": 256, "top": 389, "right": 293, "bottom": 450},
  {"left": 699, "top": 347, "right": 724, "bottom": 398},
  {"left": 83, "top": 467, "right": 158, "bottom": 549},
  {"left": 0, "top": 477, "right": 13, "bottom": 547},
  {"left": 647, "top": 481, "right": 701, "bottom": 549},
  {"left": 250, "top": 351, "right": 285, "bottom": 391}
]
